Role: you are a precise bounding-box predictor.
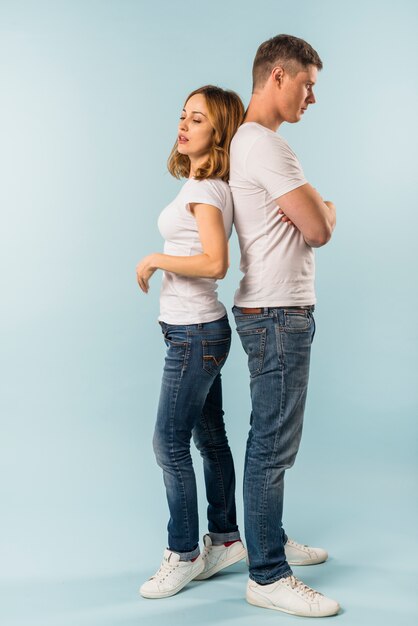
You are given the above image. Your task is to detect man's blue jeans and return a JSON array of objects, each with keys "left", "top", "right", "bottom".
[
  {"left": 233, "top": 305, "right": 315, "bottom": 583},
  {"left": 153, "top": 315, "right": 240, "bottom": 560}
]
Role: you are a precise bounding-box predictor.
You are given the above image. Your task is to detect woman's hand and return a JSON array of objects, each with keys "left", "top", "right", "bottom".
[
  {"left": 136, "top": 254, "right": 157, "bottom": 293},
  {"left": 135, "top": 204, "right": 228, "bottom": 290}
]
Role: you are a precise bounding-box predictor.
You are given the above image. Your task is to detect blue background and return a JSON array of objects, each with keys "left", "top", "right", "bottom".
[{"left": 1, "top": 1, "right": 417, "bottom": 624}]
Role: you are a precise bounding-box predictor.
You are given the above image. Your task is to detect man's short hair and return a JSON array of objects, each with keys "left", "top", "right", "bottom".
[{"left": 252, "top": 34, "right": 323, "bottom": 91}]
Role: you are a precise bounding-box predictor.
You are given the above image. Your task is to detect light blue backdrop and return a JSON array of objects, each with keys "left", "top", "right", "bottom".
[{"left": 1, "top": 1, "right": 417, "bottom": 625}]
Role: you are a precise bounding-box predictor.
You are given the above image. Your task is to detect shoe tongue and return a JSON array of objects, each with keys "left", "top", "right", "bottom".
[{"left": 163, "top": 549, "right": 180, "bottom": 564}]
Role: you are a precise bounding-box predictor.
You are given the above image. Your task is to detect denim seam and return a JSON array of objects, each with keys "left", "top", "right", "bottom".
[
  {"left": 260, "top": 324, "right": 275, "bottom": 564},
  {"left": 200, "top": 395, "right": 228, "bottom": 531},
  {"left": 163, "top": 333, "right": 189, "bottom": 375},
  {"left": 237, "top": 327, "right": 267, "bottom": 376},
  {"left": 259, "top": 321, "right": 286, "bottom": 577},
  {"left": 167, "top": 369, "right": 192, "bottom": 549},
  {"left": 182, "top": 332, "right": 191, "bottom": 373}
]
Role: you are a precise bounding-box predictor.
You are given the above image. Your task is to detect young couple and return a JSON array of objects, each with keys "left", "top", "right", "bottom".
[{"left": 136, "top": 34, "right": 338, "bottom": 618}]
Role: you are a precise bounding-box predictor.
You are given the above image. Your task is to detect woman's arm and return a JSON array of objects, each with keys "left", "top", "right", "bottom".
[{"left": 136, "top": 203, "right": 228, "bottom": 293}]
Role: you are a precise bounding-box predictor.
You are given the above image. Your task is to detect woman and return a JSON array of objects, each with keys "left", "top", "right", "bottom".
[{"left": 136, "top": 86, "right": 246, "bottom": 599}]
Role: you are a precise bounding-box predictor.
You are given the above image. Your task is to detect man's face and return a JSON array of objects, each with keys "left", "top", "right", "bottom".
[{"left": 277, "top": 64, "right": 318, "bottom": 124}]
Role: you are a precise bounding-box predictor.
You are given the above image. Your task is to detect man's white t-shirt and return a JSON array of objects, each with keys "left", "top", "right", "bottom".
[
  {"left": 157, "top": 178, "right": 233, "bottom": 324},
  {"left": 229, "top": 122, "right": 316, "bottom": 307}
]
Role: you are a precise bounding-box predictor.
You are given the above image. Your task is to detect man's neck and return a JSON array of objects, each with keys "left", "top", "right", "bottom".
[{"left": 244, "top": 94, "right": 283, "bottom": 132}]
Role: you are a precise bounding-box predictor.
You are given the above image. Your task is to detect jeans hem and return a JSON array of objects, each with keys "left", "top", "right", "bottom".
[
  {"left": 209, "top": 530, "right": 241, "bottom": 545},
  {"left": 169, "top": 545, "right": 200, "bottom": 561},
  {"left": 249, "top": 568, "right": 293, "bottom": 585}
]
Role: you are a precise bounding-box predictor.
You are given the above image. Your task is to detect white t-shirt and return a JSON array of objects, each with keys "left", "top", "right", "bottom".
[
  {"left": 229, "top": 122, "right": 316, "bottom": 307},
  {"left": 157, "top": 178, "right": 233, "bottom": 324}
]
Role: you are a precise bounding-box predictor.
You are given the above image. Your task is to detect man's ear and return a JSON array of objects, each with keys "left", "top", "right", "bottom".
[{"left": 272, "top": 66, "right": 284, "bottom": 85}]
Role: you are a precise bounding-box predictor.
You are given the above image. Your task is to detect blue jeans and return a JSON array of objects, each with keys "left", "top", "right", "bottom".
[
  {"left": 233, "top": 305, "right": 315, "bottom": 583},
  {"left": 153, "top": 315, "right": 240, "bottom": 560}
]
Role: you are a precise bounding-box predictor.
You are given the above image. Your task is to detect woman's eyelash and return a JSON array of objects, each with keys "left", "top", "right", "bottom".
[{"left": 179, "top": 117, "right": 202, "bottom": 123}]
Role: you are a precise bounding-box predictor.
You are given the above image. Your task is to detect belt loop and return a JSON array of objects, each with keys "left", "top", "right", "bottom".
[{"left": 263, "top": 307, "right": 269, "bottom": 316}]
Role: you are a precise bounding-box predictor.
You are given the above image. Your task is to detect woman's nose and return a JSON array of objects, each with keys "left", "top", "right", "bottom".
[{"left": 179, "top": 117, "right": 188, "bottom": 131}]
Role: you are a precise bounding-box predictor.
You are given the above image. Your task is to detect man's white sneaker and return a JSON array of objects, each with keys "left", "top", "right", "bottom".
[
  {"left": 140, "top": 549, "right": 204, "bottom": 598},
  {"left": 285, "top": 538, "right": 328, "bottom": 566},
  {"left": 246, "top": 575, "right": 340, "bottom": 617},
  {"left": 194, "top": 534, "right": 247, "bottom": 580}
]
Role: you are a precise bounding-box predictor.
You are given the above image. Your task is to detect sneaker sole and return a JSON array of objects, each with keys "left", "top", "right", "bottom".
[
  {"left": 194, "top": 546, "right": 247, "bottom": 580},
  {"left": 247, "top": 555, "right": 328, "bottom": 567},
  {"left": 140, "top": 561, "right": 204, "bottom": 599},
  {"left": 287, "top": 557, "right": 328, "bottom": 566},
  {"left": 246, "top": 590, "right": 340, "bottom": 617}
]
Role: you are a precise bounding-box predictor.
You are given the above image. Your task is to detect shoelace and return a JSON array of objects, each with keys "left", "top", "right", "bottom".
[
  {"left": 200, "top": 536, "right": 215, "bottom": 561},
  {"left": 151, "top": 559, "right": 176, "bottom": 581},
  {"left": 284, "top": 575, "right": 322, "bottom": 600},
  {"left": 200, "top": 547, "right": 210, "bottom": 561},
  {"left": 200, "top": 542, "right": 231, "bottom": 561},
  {"left": 287, "top": 538, "right": 308, "bottom": 548}
]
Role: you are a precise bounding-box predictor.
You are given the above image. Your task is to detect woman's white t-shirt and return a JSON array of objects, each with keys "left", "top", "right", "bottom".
[{"left": 157, "top": 178, "right": 233, "bottom": 324}]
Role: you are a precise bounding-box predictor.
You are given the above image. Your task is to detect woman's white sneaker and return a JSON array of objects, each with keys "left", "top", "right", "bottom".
[
  {"left": 246, "top": 575, "right": 340, "bottom": 617},
  {"left": 194, "top": 534, "right": 247, "bottom": 580},
  {"left": 140, "top": 549, "right": 204, "bottom": 599},
  {"left": 285, "top": 538, "right": 328, "bottom": 566}
]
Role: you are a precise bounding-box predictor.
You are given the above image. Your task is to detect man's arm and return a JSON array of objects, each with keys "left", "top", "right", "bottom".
[{"left": 276, "top": 183, "right": 336, "bottom": 248}]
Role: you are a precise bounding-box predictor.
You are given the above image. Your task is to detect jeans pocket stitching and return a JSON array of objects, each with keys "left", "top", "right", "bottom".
[
  {"left": 202, "top": 338, "right": 230, "bottom": 375},
  {"left": 284, "top": 311, "right": 310, "bottom": 332},
  {"left": 237, "top": 327, "right": 267, "bottom": 377}
]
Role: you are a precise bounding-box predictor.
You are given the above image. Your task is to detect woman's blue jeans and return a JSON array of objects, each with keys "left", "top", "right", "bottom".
[
  {"left": 233, "top": 305, "right": 315, "bottom": 584},
  {"left": 153, "top": 315, "right": 240, "bottom": 560}
]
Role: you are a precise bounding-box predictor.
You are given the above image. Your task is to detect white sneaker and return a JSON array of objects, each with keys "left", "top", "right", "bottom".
[
  {"left": 194, "top": 534, "right": 247, "bottom": 580},
  {"left": 140, "top": 549, "right": 204, "bottom": 598},
  {"left": 285, "top": 538, "right": 328, "bottom": 566},
  {"left": 246, "top": 575, "right": 340, "bottom": 617}
]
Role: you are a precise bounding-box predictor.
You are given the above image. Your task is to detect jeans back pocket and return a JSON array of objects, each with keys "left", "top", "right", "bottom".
[{"left": 202, "top": 337, "right": 231, "bottom": 376}]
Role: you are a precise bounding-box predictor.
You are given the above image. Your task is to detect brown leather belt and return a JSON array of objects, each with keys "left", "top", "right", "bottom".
[{"left": 240, "top": 307, "right": 263, "bottom": 314}]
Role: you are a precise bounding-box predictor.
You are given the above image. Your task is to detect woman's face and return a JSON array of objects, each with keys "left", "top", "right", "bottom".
[{"left": 177, "top": 94, "right": 214, "bottom": 163}]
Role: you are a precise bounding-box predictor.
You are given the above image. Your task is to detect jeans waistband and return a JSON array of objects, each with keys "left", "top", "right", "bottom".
[
  {"left": 234, "top": 305, "right": 315, "bottom": 315},
  {"left": 159, "top": 314, "right": 229, "bottom": 331}
]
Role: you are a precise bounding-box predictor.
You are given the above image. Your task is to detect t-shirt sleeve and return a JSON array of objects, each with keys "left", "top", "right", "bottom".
[
  {"left": 182, "top": 179, "right": 226, "bottom": 213},
  {"left": 245, "top": 134, "right": 307, "bottom": 199}
]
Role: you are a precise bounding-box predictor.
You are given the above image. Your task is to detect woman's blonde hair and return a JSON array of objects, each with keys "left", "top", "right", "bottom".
[{"left": 167, "top": 85, "right": 244, "bottom": 182}]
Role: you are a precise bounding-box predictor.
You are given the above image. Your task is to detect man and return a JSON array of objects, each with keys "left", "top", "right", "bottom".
[{"left": 229, "top": 35, "right": 339, "bottom": 617}]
